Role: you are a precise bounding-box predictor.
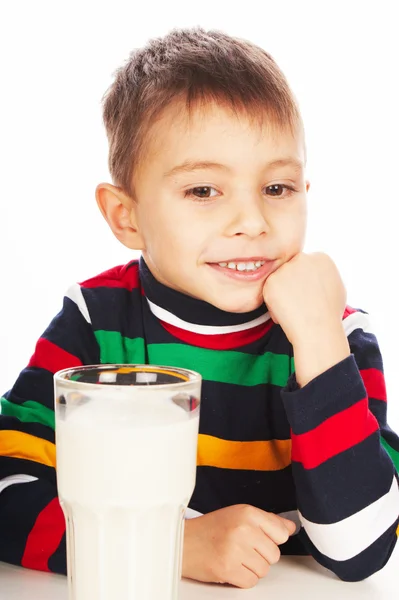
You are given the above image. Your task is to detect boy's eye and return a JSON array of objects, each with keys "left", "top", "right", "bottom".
[
  {"left": 266, "top": 184, "right": 296, "bottom": 197},
  {"left": 184, "top": 186, "right": 217, "bottom": 200}
]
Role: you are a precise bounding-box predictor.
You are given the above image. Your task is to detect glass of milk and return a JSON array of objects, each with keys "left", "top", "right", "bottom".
[{"left": 54, "top": 364, "right": 201, "bottom": 600}]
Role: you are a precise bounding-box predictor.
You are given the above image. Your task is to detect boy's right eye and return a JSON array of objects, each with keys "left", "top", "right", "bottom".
[{"left": 184, "top": 186, "right": 218, "bottom": 202}]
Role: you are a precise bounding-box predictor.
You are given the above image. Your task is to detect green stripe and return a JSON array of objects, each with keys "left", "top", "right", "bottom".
[
  {"left": 381, "top": 437, "right": 399, "bottom": 473},
  {"left": 0, "top": 398, "right": 55, "bottom": 431},
  {"left": 94, "top": 331, "right": 147, "bottom": 364},
  {"left": 94, "top": 330, "right": 293, "bottom": 387}
]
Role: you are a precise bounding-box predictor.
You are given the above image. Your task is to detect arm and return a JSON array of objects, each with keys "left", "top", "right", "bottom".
[
  {"left": 0, "top": 286, "right": 99, "bottom": 573},
  {"left": 281, "top": 307, "right": 399, "bottom": 581}
]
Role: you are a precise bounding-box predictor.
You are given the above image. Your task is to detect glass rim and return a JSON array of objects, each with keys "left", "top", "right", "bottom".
[{"left": 54, "top": 364, "right": 202, "bottom": 391}]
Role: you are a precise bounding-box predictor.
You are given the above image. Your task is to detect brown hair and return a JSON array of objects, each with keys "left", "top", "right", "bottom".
[{"left": 101, "top": 26, "right": 305, "bottom": 199}]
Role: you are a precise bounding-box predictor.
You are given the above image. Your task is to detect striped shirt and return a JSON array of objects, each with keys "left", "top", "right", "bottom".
[{"left": 0, "top": 257, "right": 398, "bottom": 580}]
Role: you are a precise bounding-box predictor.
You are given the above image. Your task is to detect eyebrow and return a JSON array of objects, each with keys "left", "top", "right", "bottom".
[{"left": 163, "top": 157, "right": 304, "bottom": 179}]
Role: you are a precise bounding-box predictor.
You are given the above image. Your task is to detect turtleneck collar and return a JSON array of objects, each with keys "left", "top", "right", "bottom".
[{"left": 139, "top": 256, "right": 270, "bottom": 335}]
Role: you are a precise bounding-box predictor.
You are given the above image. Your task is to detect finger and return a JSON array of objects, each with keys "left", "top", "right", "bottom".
[
  {"left": 278, "top": 517, "right": 297, "bottom": 536},
  {"left": 242, "top": 549, "right": 271, "bottom": 579},
  {"left": 253, "top": 529, "right": 281, "bottom": 566},
  {"left": 231, "top": 565, "right": 259, "bottom": 589},
  {"left": 258, "top": 513, "right": 291, "bottom": 546}
]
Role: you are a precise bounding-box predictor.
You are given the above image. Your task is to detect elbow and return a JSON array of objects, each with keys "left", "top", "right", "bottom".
[{"left": 301, "top": 522, "right": 398, "bottom": 583}]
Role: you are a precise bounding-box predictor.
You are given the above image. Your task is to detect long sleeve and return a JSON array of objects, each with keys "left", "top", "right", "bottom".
[
  {"left": 0, "top": 286, "right": 100, "bottom": 573},
  {"left": 281, "top": 307, "right": 399, "bottom": 581}
]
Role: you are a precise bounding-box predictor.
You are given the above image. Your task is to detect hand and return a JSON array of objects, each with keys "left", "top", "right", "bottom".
[
  {"left": 182, "top": 504, "right": 296, "bottom": 589},
  {"left": 263, "top": 252, "right": 347, "bottom": 346},
  {"left": 263, "top": 252, "right": 350, "bottom": 386}
]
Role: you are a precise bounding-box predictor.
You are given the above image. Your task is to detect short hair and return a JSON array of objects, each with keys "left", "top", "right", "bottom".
[{"left": 101, "top": 26, "right": 305, "bottom": 199}]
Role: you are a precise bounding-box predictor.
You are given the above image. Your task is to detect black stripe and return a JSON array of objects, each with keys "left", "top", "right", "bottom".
[
  {"left": 198, "top": 381, "right": 291, "bottom": 441},
  {"left": 43, "top": 297, "right": 100, "bottom": 363},
  {"left": 189, "top": 465, "right": 296, "bottom": 514},
  {"left": 47, "top": 532, "right": 66, "bottom": 575},
  {"left": 82, "top": 286, "right": 145, "bottom": 340},
  {"left": 348, "top": 328, "right": 384, "bottom": 370},
  {"left": 3, "top": 367, "right": 55, "bottom": 411},
  {"left": 0, "top": 456, "right": 56, "bottom": 483}
]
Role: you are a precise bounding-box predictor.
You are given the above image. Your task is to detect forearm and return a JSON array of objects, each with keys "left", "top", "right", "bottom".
[
  {"left": 292, "top": 321, "right": 350, "bottom": 388},
  {"left": 282, "top": 355, "right": 399, "bottom": 580}
]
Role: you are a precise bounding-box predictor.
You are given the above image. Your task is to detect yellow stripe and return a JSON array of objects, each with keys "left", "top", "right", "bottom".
[
  {"left": 0, "top": 430, "right": 56, "bottom": 468},
  {"left": 197, "top": 434, "right": 292, "bottom": 471},
  {"left": 396, "top": 523, "right": 399, "bottom": 537},
  {"left": 106, "top": 367, "right": 189, "bottom": 381}
]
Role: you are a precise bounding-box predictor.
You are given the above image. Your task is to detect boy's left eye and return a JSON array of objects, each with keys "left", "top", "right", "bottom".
[{"left": 184, "top": 184, "right": 296, "bottom": 201}]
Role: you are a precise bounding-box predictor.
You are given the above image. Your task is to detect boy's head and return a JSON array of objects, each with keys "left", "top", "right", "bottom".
[{"left": 96, "top": 27, "right": 310, "bottom": 313}]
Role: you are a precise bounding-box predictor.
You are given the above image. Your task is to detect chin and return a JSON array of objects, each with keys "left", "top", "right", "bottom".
[{"left": 214, "top": 294, "right": 264, "bottom": 314}]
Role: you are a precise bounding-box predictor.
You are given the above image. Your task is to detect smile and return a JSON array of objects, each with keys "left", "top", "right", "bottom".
[
  {"left": 207, "top": 258, "right": 277, "bottom": 282},
  {"left": 217, "top": 260, "right": 265, "bottom": 272}
]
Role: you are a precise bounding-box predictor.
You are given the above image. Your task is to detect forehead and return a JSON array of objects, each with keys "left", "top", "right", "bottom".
[{"left": 142, "top": 99, "right": 304, "bottom": 170}]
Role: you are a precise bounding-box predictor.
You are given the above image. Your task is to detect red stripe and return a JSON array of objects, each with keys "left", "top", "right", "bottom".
[
  {"left": 160, "top": 318, "right": 274, "bottom": 350},
  {"left": 28, "top": 338, "right": 82, "bottom": 374},
  {"left": 80, "top": 261, "right": 140, "bottom": 291},
  {"left": 360, "top": 368, "right": 387, "bottom": 402},
  {"left": 21, "top": 498, "right": 66, "bottom": 572},
  {"left": 291, "top": 397, "right": 379, "bottom": 469},
  {"left": 342, "top": 305, "right": 357, "bottom": 319}
]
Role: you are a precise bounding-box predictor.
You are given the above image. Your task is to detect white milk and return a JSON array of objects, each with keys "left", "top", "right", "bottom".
[{"left": 56, "top": 393, "right": 199, "bottom": 600}]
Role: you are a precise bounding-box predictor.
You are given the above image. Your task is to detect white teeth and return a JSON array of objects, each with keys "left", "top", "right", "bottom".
[
  {"left": 217, "top": 260, "right": 266, "bottom": 272},
  {"left": 246, "top": 262, "right": 256, "bottom": 271}
]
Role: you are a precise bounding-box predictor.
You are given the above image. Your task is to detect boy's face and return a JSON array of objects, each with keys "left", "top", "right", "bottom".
[{"left": 132, "top": 101, "right": 309, "bottom": 313}]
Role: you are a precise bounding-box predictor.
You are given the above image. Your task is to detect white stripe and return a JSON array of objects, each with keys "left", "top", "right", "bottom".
[
  {"left": 298, "top": 475, "right": 399, "bottom": 561},
  {"left": 0, "top": 474, "right": 38, "bottom": 494},
  {"left": 185, "top": 508, "right": 203, "bottom": 519},
  {"left": 343, "top": 310, "right": 373, "bottom": 337},
  {"left": 65, "top": 283, "right": 91, "bottom": 324},
  {"left": 147, "top": 299, "right": 270, "bottom": 335}
]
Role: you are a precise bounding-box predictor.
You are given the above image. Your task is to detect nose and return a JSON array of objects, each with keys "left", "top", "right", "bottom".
[{"left": 224, "top": 195, "right": 269, "bottom": 239}]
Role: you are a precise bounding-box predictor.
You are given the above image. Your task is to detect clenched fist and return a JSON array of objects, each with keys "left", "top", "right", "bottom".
[
  {"left": 263, "top": 252, "right": 350, "bottom": 387},
  {"left": 182, "top": 504, "right": 296, "bottom": 589},
  {"left": 263, "top": 252, "right": 347, "bottom": 346}
]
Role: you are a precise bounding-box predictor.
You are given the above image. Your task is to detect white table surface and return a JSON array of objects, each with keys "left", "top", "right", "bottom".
[{"left": 1, "top": 547, "right": 398, "bottom": 600}]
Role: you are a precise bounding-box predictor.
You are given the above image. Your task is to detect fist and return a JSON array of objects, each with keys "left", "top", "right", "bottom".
[
  {"left": 182, "top": 504, "right": 296, "bottom": 589},
  {"left": 263, "top": 252, "right": 347, "bottom": 345}
]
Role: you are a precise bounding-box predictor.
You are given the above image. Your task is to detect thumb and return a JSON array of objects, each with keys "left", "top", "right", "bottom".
[{"left": 281, "top": 518, "right": 297, "bottom": 536}]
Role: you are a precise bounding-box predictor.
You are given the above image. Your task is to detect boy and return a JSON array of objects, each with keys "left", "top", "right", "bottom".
[{"left": 0, "top": 26, "right": 398, "bottom": 589}]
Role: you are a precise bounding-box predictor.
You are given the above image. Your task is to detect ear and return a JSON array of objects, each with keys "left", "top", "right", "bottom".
[
  {"left": 305, "top": 180, "right": 311, "bottom": 192},
  {"left": 95, "top": 183, "right": 145, "bottom": 250}
]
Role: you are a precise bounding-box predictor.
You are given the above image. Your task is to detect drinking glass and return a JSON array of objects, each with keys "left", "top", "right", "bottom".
[{"left": 54, "top": 364, "right": 201, "bottom": 600}]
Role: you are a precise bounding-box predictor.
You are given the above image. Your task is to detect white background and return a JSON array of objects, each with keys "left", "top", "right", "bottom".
[{"left": 1, "top": 1, "right": 398, "bottom": 428}]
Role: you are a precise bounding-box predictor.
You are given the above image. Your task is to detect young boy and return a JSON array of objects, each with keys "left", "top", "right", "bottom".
[{"left": 1, "top": 26, "right": 398, "bottom": 589}]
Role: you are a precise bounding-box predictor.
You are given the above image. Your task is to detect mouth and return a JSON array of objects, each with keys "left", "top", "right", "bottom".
[{"left": 206, "top": 258, "right": 277, "bottom": 281}]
